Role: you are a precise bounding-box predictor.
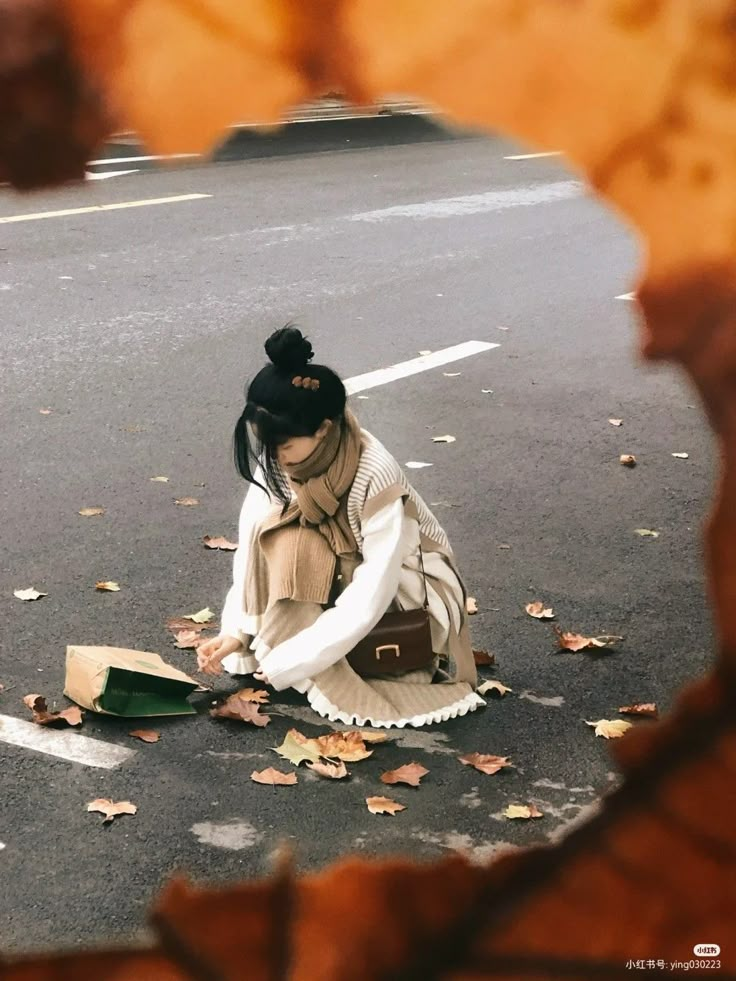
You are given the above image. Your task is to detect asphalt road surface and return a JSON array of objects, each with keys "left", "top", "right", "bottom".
[{"left": 0, "top": 118, "right": 715, "bottom": 954}]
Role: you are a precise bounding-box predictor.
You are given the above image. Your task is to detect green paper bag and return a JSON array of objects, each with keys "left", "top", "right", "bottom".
[{"left": 64, "top": 645, "right": 198, "bottom": 717}]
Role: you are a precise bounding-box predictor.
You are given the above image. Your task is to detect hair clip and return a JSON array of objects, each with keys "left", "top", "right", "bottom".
[{"left": 291, "top": 375, "right": 320, "bottom": 390}]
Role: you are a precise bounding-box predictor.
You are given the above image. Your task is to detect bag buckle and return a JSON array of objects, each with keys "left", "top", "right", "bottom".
[{"left": 375, "top": 644, "right": 400, "bottom": 660}]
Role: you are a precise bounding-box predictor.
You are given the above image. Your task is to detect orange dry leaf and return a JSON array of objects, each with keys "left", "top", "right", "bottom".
[
  {"left": 306, "top": 761, "right": 349, "bottom": 780},
  {"left": 95, "top": 580, "right": 120, "bottom": 591},
  {"left": 174, "top": 497, "right": 199, "bottom": 507},
  {"left": 78, "top": 506, "right": 105, "bottom": 516},
  {"left": 526, "top": 601, "right": 555, "bottom": 620},
  {"left": 366, "top": 796, "right": 405, "bottom": 816},
  {"left": 210, "top": 693, "right": 270, "bottom": 727},
  {"left": 476, "top": 680, "right": 513, "bottom": 697},
  {"left": 307, "top": 731, "right": 373, "bottom": 762},
  {"left": 23, "top": 694, "right": 83, "bottom": 727},
  {"left": 251, "top": 768, "right": 297, "bottom": 787},
  {"left": 504, "top": 804, "right": 544, "bottom": 820},
  {"left": 458, "top": 753, "right": 512, "bottom": 776},
  {"left": 619, "top": 702, "right": 659, "bottom": 718},
  {"left": 235, "top": 688, "right": 270, "bottom": 705},
  {"left": 554, "top": 627, "right": 622, "bottom": 652},
  {"left": 87, "top": 799, "right": 137, "bottom": 823},
  {"left": 166, "top": 616, "right": 212, "bottom": 634},
  {"left": 203, "top": 535, "right": 238, "bottom": 551},
  {"left": 473, "top": 649, "right": 496, "bottom": 667},
  {"left": 129, "top": 729, "right": 160, "bottom": 743},
  {"left": 173, "top": 629, "right": 204, "bottom": 650},
  {"left": 380, "top": 763, "right": 428, "bottom": 787},
  {"left": 620, "top": 454, "right": 638, "bottom": 467}
]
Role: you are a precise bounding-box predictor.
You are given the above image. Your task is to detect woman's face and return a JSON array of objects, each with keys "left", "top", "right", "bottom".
[{"left": 271, "top": 419, "right": 333, "bottom": 468}]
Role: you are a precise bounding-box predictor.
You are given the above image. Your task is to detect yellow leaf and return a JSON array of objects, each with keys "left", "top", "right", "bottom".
[
  {"left": 620, "top": 455, "right": 637, "bottom": 467},
  {"left": 586, "top": 719, "right": 634, "bottom": 739},
  {"left": 184, "top": 607, "right": 215, "bottom": 624},
  {"left": 150, "top": 475, "right": 169, "bottom": 482},
  {"left": 504, "top": 804, "right": 544, "bottom": 820},
  {"left": 366, "top": 796, "right": 405, "bottom": 816},
  {"left": 634, "top": 528, "right": 660, "bottom": 538},
  {"left": 273, "top": 729, "right": 322, "bottom": 766},
  {"left": 78, "top": 506, "right": 105, "bottom": 517},
  {"left": 95, "top": 581, "right": 120, "bottom": 591},
  {"left": 466, "top": 597, "right": 478, "bottom": 615}
]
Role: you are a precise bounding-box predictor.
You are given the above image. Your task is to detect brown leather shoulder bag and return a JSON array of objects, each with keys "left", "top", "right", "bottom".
[{"left": 346, "top": 545, "right": 435, "bottom": 678}]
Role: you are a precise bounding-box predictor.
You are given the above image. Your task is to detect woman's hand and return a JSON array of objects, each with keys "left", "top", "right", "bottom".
[{"left": 196, "top": 635, "right": 243, "bottom": 675}]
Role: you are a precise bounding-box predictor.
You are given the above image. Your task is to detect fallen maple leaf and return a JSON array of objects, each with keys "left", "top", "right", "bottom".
[
  {"left": 234, "top": 688, "right": 270, "bottom": 704},
  {"left": 203, "top": 535, "right": 238, "bottom": 550},
  {"left": 166, "top": 616, "right": 212, "bottom": 634},
  {"left": 466, "top": 597, "right": 478, "bottom": 615},
  {"left": 13, "top": 587, "right": 47, "bottom": 601},
  {"left": 458, "top": 753, "right": 512, "bottom": 775},
  {"left": 129, "top": 729, "right": 160, "bottom": 743},
  {"left": 173, "top": 629, "right": 204, "bottom": 650},
  {"left": 78, "top": 506, "right": 105, "bottom": 516},
  {"left": 366, "top": 796, "right": 405, "bottom": 816},
  {"left": 39, "top": 408, "right": 53, "bottom": 415},
  {"left": 586, "top": 719, "right": 633, "bottom": 739},
  {"left": 608, "top": 418, "right": 623, "bottom": 427},
  {"left": 554, "top": 628, "right": 622, "bottom": 652},
  {"left": 273, "top": 730, "right": 322, "bottom": 766},
  {"left": 87, "top": 799, "right": 137, "bottom": 823},
  {"left": 504, "top": 804, "right": 544, "bottom": 820},
  {"left": 95, "top": 580, "right": 120, "bottom": 591},
  {"left": 251, "top": 768, "right": 297, "bottom": 786},
  {"left": 473, "top": 649, "right": 496, "bottom": 666},
  {"left": 526, "top": 601, "right": 555, "bottom": 620},
  {"left": 150, "top": 476, "right": 169, "bottom": 482},
  {"left": 174, "top": 497, "right": 199, "bottom": 507},
  {"left": 432, "top": 435, "right": 456, "bottom": 443},
  {"left": 23, "top": 694, "right": 83, "bottom": 727},
  {"left": 476, "top": 680, "right": 513, "bottom": 697},
  {"left": 307, "top": 761, "right": 349, "bottom": 780},
  {"left": 619, "top": 702, "right": 659, "bottom": 718},
  {"left": 671, "top": 452, "right": 689, "bottom": 459},
  {"left": 210, "top": 693, "right": 270, "bottom": 726},
  {"left": 308, "top": 731, "right": 373, "bottom": 763},
  {"left": 634, "top": 528, "right": 660, "bottom": 538},
  {"left": 184, "top": 607, "right": 215, "bottom": 624},
  {"left": 620, "top": 454, "right": 637, "bottom": 467},
  {"left": 356, "top": 731, "right": 389, "bottom": 744},
  {"left": 380, "top": 763, "right": 428, "bottom": 787}
]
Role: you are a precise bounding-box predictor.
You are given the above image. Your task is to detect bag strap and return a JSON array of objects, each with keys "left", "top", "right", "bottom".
[{"left": 418, "top": 541, "right": 430, "bottom": 610}]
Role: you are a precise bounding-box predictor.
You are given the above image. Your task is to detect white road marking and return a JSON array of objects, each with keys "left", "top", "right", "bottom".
[
  {"left": 87, "top": 153, "right": 199, "bottom": 166},
  {"left": 616, "top": 292, "right": 636, "bottom": 301},
  {"left": 504, "top": 151, "right": 563, "bottom": 160},
  {"left": 0, "top": 714, "right": 136, "bottom": 769},
  {"left": 0, "top": 193, "right": 211, "bottom": 225},
  {"left": 345, "top": 340, "right": 499, "bottom": 394},
  {"left": 349, "top": 180, "right": 580, "bottom": 221},
  {"left": 85, "top": 169, "right": 140, "bottom": 181}
]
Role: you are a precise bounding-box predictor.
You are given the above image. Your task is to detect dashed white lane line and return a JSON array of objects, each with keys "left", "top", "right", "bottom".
[
  {"left": 1, "top": 340, "right": 498, "bottom": 767},
  {"left": 345, "top": 340, "right": 499, "bottom": 394},
  {"left": 0, "top": 193, "right": 211, "bottom": 225},
  {"left": 348, "top": 181, "right": 580, "bottom": 221},
  {"left": 0, "top": 715, "right": 135, "bottom": 769},
  {"left": 504, "top": 151, "right": 563, "bottom": 160},
  {"left": 616, "top": 292, "right": 636, "bottom": 301},
  {"left": 85, "top": 169, "right": 140, "bottom": 181}
]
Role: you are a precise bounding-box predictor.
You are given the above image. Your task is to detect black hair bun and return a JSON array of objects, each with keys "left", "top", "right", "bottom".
[{"left": 265, "top": 325, "right": 315, "bottom": 373}]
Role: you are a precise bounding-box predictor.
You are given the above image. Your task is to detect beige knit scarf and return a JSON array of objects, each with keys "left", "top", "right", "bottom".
[{"left": 244, "top": 409, "right": 363, "bottom": 617}]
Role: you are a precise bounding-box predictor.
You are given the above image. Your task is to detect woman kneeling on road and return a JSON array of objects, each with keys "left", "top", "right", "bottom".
[{"left": 197, "top": 325, "right": 484, "bottom": 728}]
